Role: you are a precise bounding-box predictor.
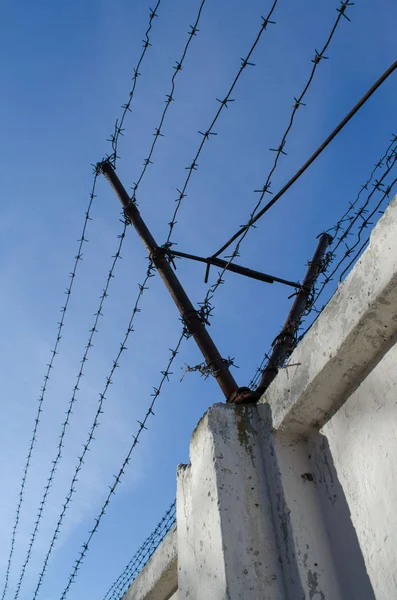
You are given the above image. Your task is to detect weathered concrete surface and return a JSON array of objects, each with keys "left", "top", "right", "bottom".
[
  {"left": 268, "top": 432, "right": 344, "bottom": 600},
  {"left": 177, "top": 403, "right": 286, "bottom": 599},
  {"left": 122, "top": 526, "right": 177, "bottom": 600},
  {"left": 261, "top": 194, "right": 397, "bottom": 433},
  {"left": 322, "top": 342, "right": 397, "bottom": 600},
  {"left": 308, "top": 432, "right": 376, "bottom": 600},
  {"left": 176, "top": 403, "right": 377, "bottom": 599}
]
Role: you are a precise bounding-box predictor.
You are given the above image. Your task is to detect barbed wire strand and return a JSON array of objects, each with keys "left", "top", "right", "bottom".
[
  {"left": 164, "top": 0, "right": 280, "bottom": 248},
  {"left": 337, "top": 174, "right": 397, "bottom": 280},
  {"left": 9, "top": 5, "right": 164, "bottom": 596},
  {"left": 108, "top": 1, "right": 162, "bottom": 167},
  {"left": 0, "top": 171, "right": 98, "bottom": 600},
  {"left": 249, "top": 142, "right": 397, "bottom": 389},
  {"left": 312, "top": 139, "right": 397, "bottom": 304},
  {"left": 30, "top": 259, "right": 157, "bottom": 600},
  {"left": 297, "top": 170, "right": 397, "bottom": 340},
  {"left": 324, "top": 136, "right": 397, "bottom": 244},
  {"left": 130, "top": 0, "right": 208, "bottom": 202},
  {"left": 57, "top": 330, "right": 186, "bottom": 600},
  {"left": 196, "top": 0, "right": 353, "bottom": 331},
  {"left": 102, "top": 502, "right": 176, "bottom": 600}
]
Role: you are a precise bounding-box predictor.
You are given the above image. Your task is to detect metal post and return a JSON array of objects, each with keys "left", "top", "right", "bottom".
[
  {"left": 256, "top": 233, "right": 333, "bottom": 395},
  {"left": 100, "top": 161, "right": 239, "bottom": 401}
]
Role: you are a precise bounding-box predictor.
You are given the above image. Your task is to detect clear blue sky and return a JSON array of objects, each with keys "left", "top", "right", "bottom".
[{"left": 0, "top": 1, "right": 396, "bottom": 599}]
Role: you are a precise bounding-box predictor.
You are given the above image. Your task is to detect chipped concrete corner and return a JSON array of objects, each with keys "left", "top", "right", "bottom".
[{"left": 122, "top": 196, "right": 397, "bottom": 599}]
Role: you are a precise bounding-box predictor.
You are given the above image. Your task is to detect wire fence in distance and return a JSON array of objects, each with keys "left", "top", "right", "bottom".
[{"left": 102, "top": 502, "right": 176, "bottom": 600}]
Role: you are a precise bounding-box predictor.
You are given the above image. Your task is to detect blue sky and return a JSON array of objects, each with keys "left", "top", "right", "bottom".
[{"left": 0, "top": 1, "right": 396, "bottom": 599}]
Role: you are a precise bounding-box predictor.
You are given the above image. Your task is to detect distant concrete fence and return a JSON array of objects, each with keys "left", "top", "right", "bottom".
[{"left": 122, "top": 195, "right": 397, "bottom": 599}]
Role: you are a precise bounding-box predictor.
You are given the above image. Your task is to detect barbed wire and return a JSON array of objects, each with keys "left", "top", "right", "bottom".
[
  {"left": 249, "top": 138, "right": 397, "bottom": 389},
  {"left": 337, "top": 174, "right": 397, "bottom": 278},
  {"left": 310, "top": 137, "right": 397, "bottom": 305},
  {"left": 296, "top": 146, "right": 397, "bottom": 339},
  {"left": 57, "top": 330, "right": 186, "bottom": 599},
  {"left": 163, "top": 0, "right": 280, "bottom": 248},
  {"left": 130, "top": 0, "right": 208, "bottom": 202},
  {"left": 180, "top": 356, "right": 236, "bottom": 381},
  {"left": 102, "top": 501, "right": 176, "bottom": 600},
  {"left": 12, "top": 216, "right": 130, "bottom": 600},
  {"left": 195, "top": 0, "right": 353, "bottom": 342},
  {"left": 7, "top": 5, "right": 165, "bottom": 600},
  {"left": 107, "top": 0, "right": 162, "bottom": 167},
  {"left": 298, "top": 172, "right": 397, "bottom": 337},
  {"left": 4, "top": 6, "right": 164, "bottom": 598},
  {"left": 0, "top": 170, "right": 99, "bottom": 600},
  {"left": 30, "top": 259, "right": 157, "bottom": 600}
]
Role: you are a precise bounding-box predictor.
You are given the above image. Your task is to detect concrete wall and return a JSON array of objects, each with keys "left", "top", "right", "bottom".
[
  {"left": 322, "top": 343, "right": 397, "bottom": 599},
  {"left": 121, "top": 196, "right": 397, "bottom": 600}
]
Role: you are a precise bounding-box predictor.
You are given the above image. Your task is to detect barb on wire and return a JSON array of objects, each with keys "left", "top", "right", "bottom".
[
  {"left": 12, "top": 218, "right": 131, "bottom": 600},
  {"left": 163, "top": 0, "right": 280, "bottom": 248},
  {"left": 131, "top": 0, "right": 208, "bottom": 202},
  {"left": 58, "top": 331, "right": 186, "bottom": 600},
  {"left": 107, "top": 1, "right": 162, "bottom": 167},
  {"left": 195, "top": 0, "right": 353, "bottom": 338},
  {"left": 102, "top": 501, "right": 176, "bottom": 600},
  {"left": 31, "top": 261, "right": 157, "bottom": 600},
  {"left": 0, "top": 166, "right": 100, "bottom": 600}
]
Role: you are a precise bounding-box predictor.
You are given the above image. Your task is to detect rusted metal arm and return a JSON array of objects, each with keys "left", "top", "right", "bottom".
[
  {"left": 256, "top": 233, "right": 333, "bottom": 395},
  {"left": 100, "top": 160, "right": 239, "bottom": 401}
]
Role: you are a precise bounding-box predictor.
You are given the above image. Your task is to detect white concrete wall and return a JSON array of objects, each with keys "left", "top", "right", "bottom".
[
  {"left": 122, "top": 197, "right": 397, "bottom": 600},
  {"left": 322, "top": 342, "right": 397, "bottom": 600}
]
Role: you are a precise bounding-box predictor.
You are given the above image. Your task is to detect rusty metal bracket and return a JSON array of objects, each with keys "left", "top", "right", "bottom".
[{"left": 256, "top": 233, "right": 333, "bottom": 395}]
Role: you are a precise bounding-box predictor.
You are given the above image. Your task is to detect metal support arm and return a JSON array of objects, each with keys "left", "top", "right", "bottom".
[{"left": 100, "top": 161, "right": 240, "bottom": 401}]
